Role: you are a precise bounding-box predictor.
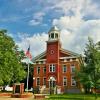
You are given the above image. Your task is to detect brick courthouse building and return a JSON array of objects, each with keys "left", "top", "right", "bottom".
[{"left": 32, "top": 26, "right": 82, "bottom": 93}]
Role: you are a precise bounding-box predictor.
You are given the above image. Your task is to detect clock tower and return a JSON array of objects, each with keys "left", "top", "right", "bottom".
[
  {"left": 46, "top": 26, "right": 61, "bottom": 63},
  {"left": 46, "top": 26, "right": 61, "bottom": 86}
]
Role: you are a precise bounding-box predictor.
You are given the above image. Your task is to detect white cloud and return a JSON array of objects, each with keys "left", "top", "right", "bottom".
[
  {"left": 49, "top": 0, "right": 100, "bottom": 54},
  {"left": 17, "top": 32, "right": 48, "bottom": 57},
  {"left": 40, "top": 0, "right": 100, "bottom": 19},
  {"left": 33, "top": 12, "right": 45, "bottom": 19},
  {"left": 29, "top": 12, "right": 45, "bottom": 26},
  {"left": 18, "top": 18, "right": 100, "bottom": 57},
  {"left": 29, "top": 20, "right": 41, "bottom": 26},
  {"left": 82, "top": 0, "right": 100, "bottom": 18},
  {"left": 53, "top": 15, "right": 84, "bottom": 31},
  {"left": 52, "top": 15, "right": 100, "bottom": 54},
  {"left": 17, "top": 0, "right": 100, "bottom": 57}
]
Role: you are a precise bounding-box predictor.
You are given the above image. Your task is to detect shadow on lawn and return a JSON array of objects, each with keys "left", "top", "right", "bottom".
[{"left": 49, "top": 97, "right": 84, "bottom": 100}]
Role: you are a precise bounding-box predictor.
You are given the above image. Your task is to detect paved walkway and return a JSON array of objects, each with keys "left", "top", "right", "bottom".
[{"left": 0, "top": 96, "right": 35, "bottom": 100}]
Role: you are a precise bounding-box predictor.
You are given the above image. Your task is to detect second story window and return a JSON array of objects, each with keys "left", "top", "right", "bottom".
[
  {"left": 43, "top": 66, "right": 46, "bottom": 74},
  {"left": 71, "top": 65, "right": 75, "bottom": 73},
  {"left": 63, "top": 65, "right": 67, "bottom": 73},
  {"left": 37, "top": 67, "right": 40, "bottom": 74},
  {"left": 49, "top": 64, "right": 55, "bottom": 72}
]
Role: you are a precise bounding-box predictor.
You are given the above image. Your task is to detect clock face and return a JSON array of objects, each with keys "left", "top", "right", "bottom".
[{"left": 50, "top": 50, "right": 54, "bottom": 54}]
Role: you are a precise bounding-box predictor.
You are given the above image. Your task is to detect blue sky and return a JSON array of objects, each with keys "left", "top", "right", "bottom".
[{"left": 0, "top": 0, "right": 100, "bottom": 56}]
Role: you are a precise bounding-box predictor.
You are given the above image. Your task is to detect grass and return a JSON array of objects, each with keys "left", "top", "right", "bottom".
[{"left": 45, "top": 94, "right": 100, "bottom": 100}]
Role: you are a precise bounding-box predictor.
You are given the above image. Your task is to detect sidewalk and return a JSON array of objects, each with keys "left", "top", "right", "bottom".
[{"left": 0, "top": 96, "right": 34, "bottom": 100}]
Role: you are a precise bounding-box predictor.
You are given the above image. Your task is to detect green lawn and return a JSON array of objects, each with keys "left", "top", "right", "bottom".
[{"left": 46, "top": 94, "right": 100, "bottom": 100}]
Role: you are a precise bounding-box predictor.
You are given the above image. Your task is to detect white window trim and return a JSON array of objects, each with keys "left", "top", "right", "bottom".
[
  {"left": 43, "top": 66, "right": 46, "bottom": 74},
  {"left": 43, "top": 77, "right": 46, "bottom": 85},
  {"left": 36, "top": 77, "right": 40, "bottom": 86},
  {"left": 49, "top": 64, "right": 55, "bottom": 72},
  {"left": 71, "top": 65, "right": 75, "bottom": 73},
  {"left": 63, "top": 65, "right": 67, "bottom": 73},
  {"left": 63, "top": 76, "right": 67, "bottom": 86},
  {"left": 71, "top": 76, "right": 76, "bottom": 86},
  {"left": 37, "top": 67, "right": 40, "bottom": 74}
]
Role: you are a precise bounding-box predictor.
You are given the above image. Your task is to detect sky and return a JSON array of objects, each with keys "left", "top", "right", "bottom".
[{"left": 0, "top": 0, "right": 100, "bottom": 57}]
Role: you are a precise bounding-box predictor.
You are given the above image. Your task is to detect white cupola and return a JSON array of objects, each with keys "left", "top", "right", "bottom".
[{"left": 48, "top": 26, "right": 60, "bottom": 41}]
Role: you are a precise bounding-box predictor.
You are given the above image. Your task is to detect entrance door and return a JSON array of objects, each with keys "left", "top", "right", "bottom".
[
  {"left": 48, "top": 76, "right": 56, "bottom": 88},
  {"left": 49, "top": 80, "right": 56, "bottom": 88}
]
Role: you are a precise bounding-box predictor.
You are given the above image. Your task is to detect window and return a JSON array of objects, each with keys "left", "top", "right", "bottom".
[
  {"left": 43, "top": 67, "right": 46, "bottom": 74},
  {"left": 72, "top": 58, "right": 76, "bottom": 61},
  {"left": 71, "top": 65, "right": 75, "bottom": 73},
  {"left": 49, "top": 64, "right": 55, "bottom": 72},
  {"left": 37, "top": 67, "right": 40, "bottom": 74},
  {"left": 43, "top": 78, "right": 46, "bottom": 85},
  {"left": 71, "top": 76, "right": 76, "bottom": 86},
  {"left": 63, "top": 77, "right": 67, "bottom": 86},
  {"left": 55, "top": 33, "right": 58, "bottom": 38},
  {"left": 49, "top": 34, "right": 50, "bottom": 38},
  {"left": 37, "top": 78, "right": 40, "bottom": 86},
  {"left": 63, "top": 65, "right": 67, "bottom": 73},
  {"left": 51, "top": 33, "right": 54, "bottom": 39}
]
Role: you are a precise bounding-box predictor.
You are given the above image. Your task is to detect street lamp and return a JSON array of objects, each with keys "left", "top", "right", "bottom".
[{"left": 33, "top": 77, "right": 35, "bottom": 93}]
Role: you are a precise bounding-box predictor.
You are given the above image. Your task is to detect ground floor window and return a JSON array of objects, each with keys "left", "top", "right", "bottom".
[
  {"left": 71, "top": 76, "right": 76, "bottom": 86},
  {"left": 36, "top": 78, "right": 40, "bottom": 86},
  {"left": 63, "top": 76, "right": 67, "bottom": 86},
  {"left": 43, "top": 78, "right": 46, "bottom": 85}
]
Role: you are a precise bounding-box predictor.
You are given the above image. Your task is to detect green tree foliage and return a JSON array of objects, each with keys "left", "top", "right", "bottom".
[
  {"left": 77, "top": 37, "right": 100, "bottom": 94},
  {"left": 14, "top": 45, "right": 34, "bottom": 89},
  {"left": 14, "top": 45, "right": 25, "bottom": 62},
  {"left": 0, "top": 30, "right": 26, "bottom": 86}
]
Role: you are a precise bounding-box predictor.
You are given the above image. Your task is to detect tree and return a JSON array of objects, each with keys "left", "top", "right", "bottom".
[
  {"left": 14, "top": 45, "right": 34, "bottom": 89},
  {"left": 77, "top": 37, "right": 100, "bottom": 94},
  {"left": 0, "top": 30, "right": 26, "bottom": 86},
  {"left": 14, "top": 45, "right": 25, "bottom": 62}
]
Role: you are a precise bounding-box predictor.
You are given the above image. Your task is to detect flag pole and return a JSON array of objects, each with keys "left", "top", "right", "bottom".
[
  {"left": 25, "top": 44, "right": 32, "bottom": 92},
  {"left": 26, "top": 58, "right": 30, "bottom": 92}
]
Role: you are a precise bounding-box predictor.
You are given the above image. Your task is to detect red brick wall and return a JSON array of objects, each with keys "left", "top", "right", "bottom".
[
  {"left": 46, "top": 41, "right": 61, "bottom": 85},
  {"left": 59, "top": 61, "right": 80, "bottom": 91},
  {"left": 33, "top": 61, "right": 81, "bottom": 91},
  {"left": 46, "top": 41, "right": 60, "bottom": 63},
  {"left": 33, "top": 64, "right": 46, "bottom": 87}
]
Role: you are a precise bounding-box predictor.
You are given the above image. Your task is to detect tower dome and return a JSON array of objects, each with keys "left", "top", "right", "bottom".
[{"left": 48, "top": 26, "right": 60, "bottom": 41}]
